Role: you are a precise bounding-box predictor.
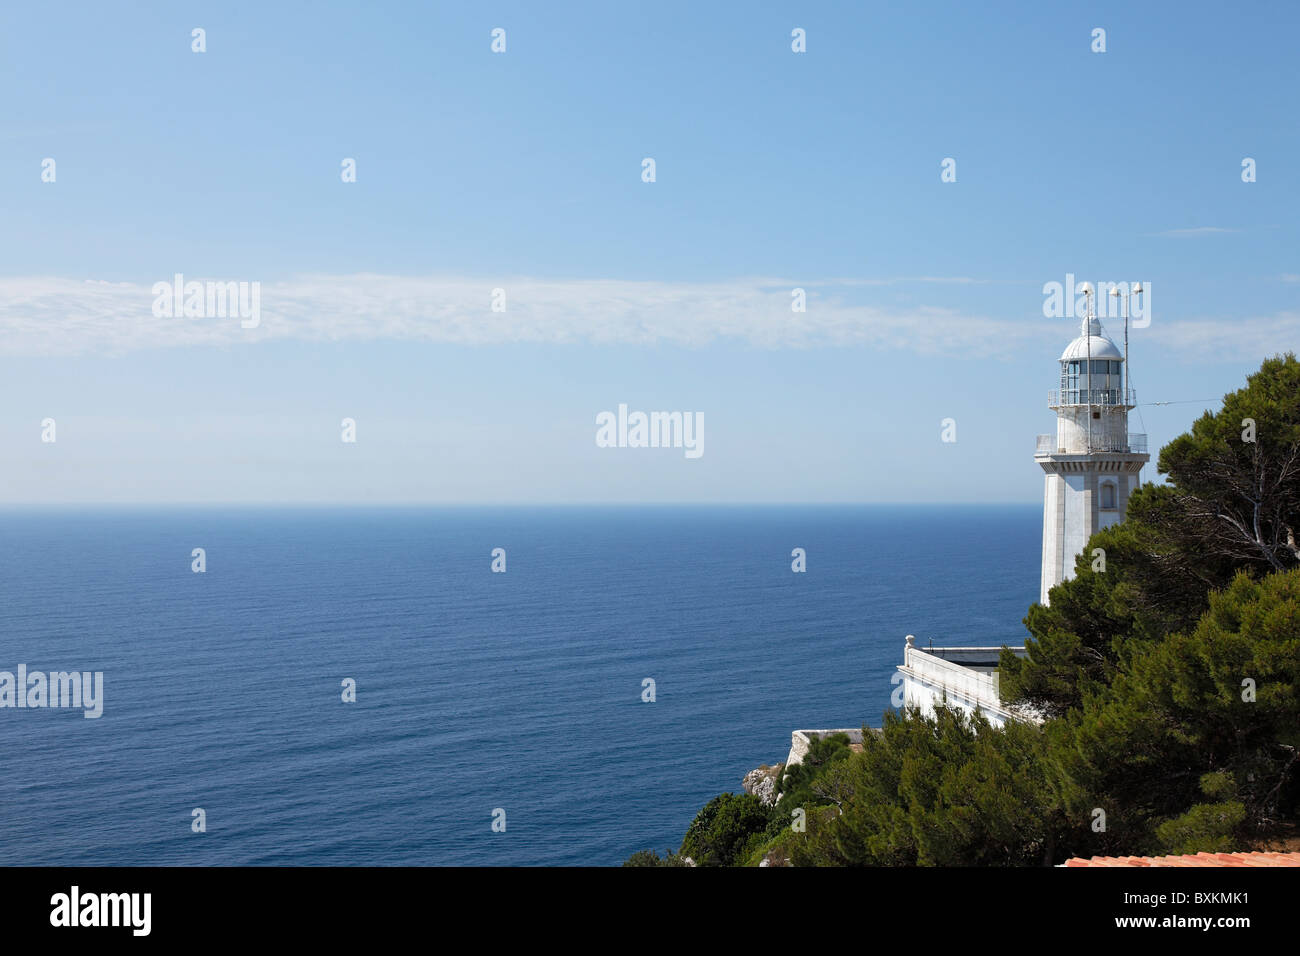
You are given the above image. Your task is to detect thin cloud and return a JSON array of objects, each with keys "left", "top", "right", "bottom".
[
  {"left": 810, "top": 276, "right": 1032, "bottom": 287},
  {"left": 0, "top": 274, "right": 1053, "bottom": 358},
  {"left": 1144, "top": 312, "right": 1300, "bottom": 361},
  {"left": 0, "top": 274, "right": 1292, "bottom": 362}
]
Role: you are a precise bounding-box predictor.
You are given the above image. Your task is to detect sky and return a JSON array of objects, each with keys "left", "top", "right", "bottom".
[{"left": 0, "top": 0, "right": 1296, "bottom": 504}]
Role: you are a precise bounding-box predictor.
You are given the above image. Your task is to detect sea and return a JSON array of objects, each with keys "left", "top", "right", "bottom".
[{"left": 0, "top": 505, "right": 1039, "bottom": 866}]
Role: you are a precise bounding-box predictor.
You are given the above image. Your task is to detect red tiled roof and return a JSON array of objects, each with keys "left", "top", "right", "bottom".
[{"left": 1063, "top": 851, "right": 1300, "bottom": 867}]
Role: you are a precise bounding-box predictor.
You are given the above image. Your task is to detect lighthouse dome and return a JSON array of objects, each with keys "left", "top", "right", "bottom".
[{"left": 1060, "top": 316, "right": 1123, "bottom": 362}]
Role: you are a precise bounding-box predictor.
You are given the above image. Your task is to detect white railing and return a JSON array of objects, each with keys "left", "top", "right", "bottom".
[
  {"left": 1035, "top": 432, "right": 1148, "bottom": 455},
  {"left": 1048, "top": 388, "right": 1137, "bottom": 407}
]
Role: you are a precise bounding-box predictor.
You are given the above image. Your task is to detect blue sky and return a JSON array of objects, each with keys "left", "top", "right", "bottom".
[{"left": 0, "top": 1, "right": 1296, "bottom": 503}]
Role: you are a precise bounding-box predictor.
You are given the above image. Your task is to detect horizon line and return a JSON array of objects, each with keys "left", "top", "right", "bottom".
[{"left": 0, "top": 500, "right": 1045, "bottom": 509}]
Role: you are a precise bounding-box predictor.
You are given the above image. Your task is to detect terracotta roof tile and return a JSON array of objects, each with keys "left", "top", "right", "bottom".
[{"left": 1062, "top": 850, "right": 1300, "bottom": 867}]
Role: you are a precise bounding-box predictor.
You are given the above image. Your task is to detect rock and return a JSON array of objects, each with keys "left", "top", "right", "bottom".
[
  {"left": 760, "top": 846, "right": 792, "bottom": 867},
  {"left": 741, "top": 763, "right": 783, "bottom": 807}
]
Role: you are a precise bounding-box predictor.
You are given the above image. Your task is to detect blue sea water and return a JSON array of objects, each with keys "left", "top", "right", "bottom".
[{"left": 0, "top": 505, "right": 1039, "bottom": 866}]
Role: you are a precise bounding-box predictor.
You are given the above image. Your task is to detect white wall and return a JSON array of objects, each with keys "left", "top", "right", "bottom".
[
  {"left": 1062, "top": 473, "right": 1090, "bottom": 584},
  {"left": 898, "top": 644, "right": 1032, "bottom": 728}
]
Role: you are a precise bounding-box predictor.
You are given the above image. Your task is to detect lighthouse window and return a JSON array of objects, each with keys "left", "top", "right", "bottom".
[
  {"left": 1101, "top": 483, "right": 1117, "bottom": 510},
  {"left": 1063, "top": 362, "right": 1080, "bottom": 393}
]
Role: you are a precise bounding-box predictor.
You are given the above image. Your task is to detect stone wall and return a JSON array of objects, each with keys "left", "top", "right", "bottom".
[
  {"left": 897, "top": 636, "right": 1039, "bottom": 727},
  {"left": 784, "top": 728, "right": 865, "bottom": 768}
]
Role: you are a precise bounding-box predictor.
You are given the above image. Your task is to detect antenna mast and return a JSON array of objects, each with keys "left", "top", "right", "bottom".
[
  {"left": 1130, "top": 284, "right": 1142, "bottom": 483},
  {"left": 1112, "top": 284, "right": 1129, "bottom": 455},
  {"left": 1084, "top": 285, "right": 1093, "bottom": 453}
]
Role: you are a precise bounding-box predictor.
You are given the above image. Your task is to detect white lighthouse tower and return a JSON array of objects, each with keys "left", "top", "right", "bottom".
[{"left": 1035, "top": 287, "right": 1148, "bottom": 605}]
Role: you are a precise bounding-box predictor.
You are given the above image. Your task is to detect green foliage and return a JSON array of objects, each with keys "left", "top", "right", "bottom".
[
  {"left": 743, "top": 824, "right": 801, "bottom": 867},
  {"left": 1154, "top": 353, "right": 1300, "bottom": 575},
  {"left": 680, "top": 793, "right": 779, "bottom": 867},
  {"left": 787, "top": 705, "right": 1074, "bottom": 866},
  {"left": 1152, "top": 772, "right": 1247, "bottom": 855},
  {"left": 1199, "top": 771, "right": 1238, "bottom": 801},
  {"left": 776, "top": 732, "right": 853, "bottom": 811},
  {"left": 1054, "top": 568, "right": 1300, "bottom": 848},
  {"left": 999, "top": 520, "right": 1159, "bottom": 717},
  {"left": 1155, "top": 802, "right": 1247, "bottom": 856},
  {"left": 622, "top": 849, "right": 689, "bottom": 867}
]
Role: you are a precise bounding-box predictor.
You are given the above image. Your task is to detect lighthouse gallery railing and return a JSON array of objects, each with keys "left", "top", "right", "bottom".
[
  {"left": 1036, "top": 433, "right": 1148, "bottom": 455},
  {"left": 1048, "top": 388, "right": 1138, "bottom": 407}
]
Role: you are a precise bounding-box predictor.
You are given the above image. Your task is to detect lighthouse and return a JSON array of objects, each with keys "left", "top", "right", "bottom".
[{"left": 1035, "top": 286, "right": 1148, "bottom": 605}]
